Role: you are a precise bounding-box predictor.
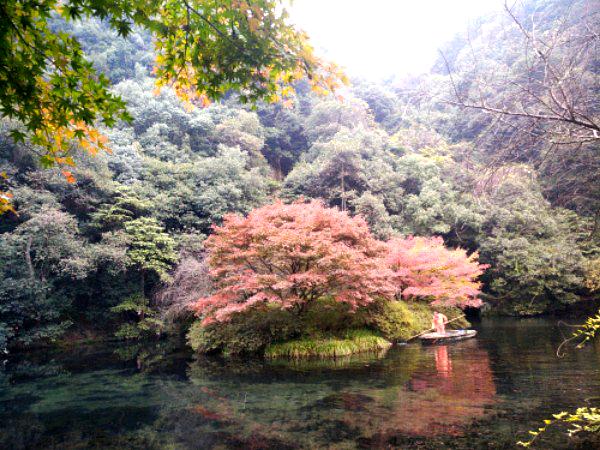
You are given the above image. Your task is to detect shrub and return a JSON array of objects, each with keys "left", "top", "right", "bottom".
[
  {"left": 366, "top": 300, "right": 419, "bottom": 342},
  {"left": 300, "top": 296, "right": 361, "bottom": 335},
  {"left": 362, "top": 300, "right": 471, "bottom": 342},
  {"left": 187, "top": 304, "right": 300, "bottom": 356},
  {"left": 405, "top": 302, "right": 470, "bottom": 332}
]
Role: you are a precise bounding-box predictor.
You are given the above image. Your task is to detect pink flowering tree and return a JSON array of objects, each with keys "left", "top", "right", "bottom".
[
  {"left": 386, "top": 236, "right": 488, "bottom": 308},
  {"left": 192, "top": 200, "right": 396, "bottom": 324}
]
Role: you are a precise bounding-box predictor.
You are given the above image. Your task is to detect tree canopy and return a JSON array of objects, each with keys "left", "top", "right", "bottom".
[
  {"left": 192, "top": 200, "right": 486, "bottom": 325},
  {"left": 193, "top": 200, "right": 396, "bottom": 324},
  {"left": 0, "top": 0, "right": 346, "bottom": 179}
]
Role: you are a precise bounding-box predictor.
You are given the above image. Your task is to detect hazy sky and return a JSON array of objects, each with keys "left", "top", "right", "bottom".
[{"left": 289, "top": 0, "right": 506, "bottom": 80}]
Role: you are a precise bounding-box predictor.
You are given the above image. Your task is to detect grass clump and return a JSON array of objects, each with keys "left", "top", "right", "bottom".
[{"left": 264, "top": 329, "right": 391, "bottom": 359}]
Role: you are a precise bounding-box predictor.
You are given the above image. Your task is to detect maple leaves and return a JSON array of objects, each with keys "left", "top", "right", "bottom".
[
  {"left": 193, "top": 200, "right": 395, "bottom": 323},
  {"left": 192, "top": 200, "right": 487, "bottom": 324},
  {"left": 2, "top": 0, "right": 347, "bottom": 212},
  {"left": 387, "top": 236, "right": 488, "bottom": 308},
  {"left": 153, "top": 0, "right": 348, "bottom": 108}
]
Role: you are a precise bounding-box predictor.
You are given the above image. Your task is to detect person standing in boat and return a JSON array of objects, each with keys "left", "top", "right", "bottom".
[{"left": 432, "top": 311, "right": 448, "bottom": 334}]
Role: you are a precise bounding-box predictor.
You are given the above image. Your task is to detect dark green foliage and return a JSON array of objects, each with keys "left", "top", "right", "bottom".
[
  {"left": 186, "top": 297, "right": 375, "bottom": 357},
  {"left": 1, "top": 1, "right": 598, "bottom": 350},
  {"left": 477, "top": 176, "right": 591, "bottom": 315},
  {"left": 300, "top": 296, "right": 361, "bottom": 336},
  {"left": 352, "top": 81, "right": 400, "bottom": 130},
  {"left": 111, "top": 293, "right": 163, "bottom": 340},
  {"left": 256, "top": 101, "right": 309, "bottom": 178},
  {"left": 187, "top": 305, "right": 300, "bottom": 356},
  {"left": 0, "top": 207, "right": 91, "bottom": 347}
]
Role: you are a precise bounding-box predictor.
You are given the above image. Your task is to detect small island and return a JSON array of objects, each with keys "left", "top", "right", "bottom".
[{"left": 185, "top": 200, "right": 480, "bottom": 358}]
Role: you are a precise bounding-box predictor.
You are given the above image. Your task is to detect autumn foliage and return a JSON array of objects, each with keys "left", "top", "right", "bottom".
[
  {"left": 387, "top": 236, "right": 488, "bottom": 308},
  {"left": 193, "top": 200, "right": 395, "bottom": 323},
  {"left": 193, "top": 201, "right": 487, "bottom": 323}
]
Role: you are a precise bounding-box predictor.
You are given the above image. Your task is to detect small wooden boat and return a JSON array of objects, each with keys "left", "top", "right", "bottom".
[{"left": 419, "top": 329, "right": 477, "bottom": 345}]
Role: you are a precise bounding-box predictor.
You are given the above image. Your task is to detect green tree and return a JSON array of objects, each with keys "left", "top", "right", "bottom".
[
  {"left": 0, "top": 207, "right": 93, "bottom": 347},
  {"left": 212, "top": 110, "right": 268, "bottom": 169},
  {"left": 139, "top": 146, "right": 270, "bottom": 234},
  {"left": 283, "top": 126, "right": 396, "bottom": 213},
  {"left": 1, "top": 0, "right": 345, "bottom": 171},
  {"left": 110, "top": 292, "right": 163, "bottom": 339},
  {"left": 90, "top": 186, "right": 151, "bottom": 233},
  {"left": 256, "top": 99, "right": 309, "bottom": 178},
  {"left": 478, "top": 175, "right": 590, "bottom": 315},
  {"left": 123, "top": 217, "right": 177, "bottom": 295}
]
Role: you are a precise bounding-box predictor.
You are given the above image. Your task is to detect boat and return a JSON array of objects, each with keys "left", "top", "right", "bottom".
[{"left": 419, "top": 329, "right": 477, "bottom": 345}]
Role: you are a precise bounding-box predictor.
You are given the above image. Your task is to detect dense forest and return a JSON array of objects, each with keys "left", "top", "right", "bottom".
[
  {"left": 1, "top": 0, "right": 599, "bottom": 448},
  {"left": 0, "top": 0, "right": 598, "bottom": 356}
]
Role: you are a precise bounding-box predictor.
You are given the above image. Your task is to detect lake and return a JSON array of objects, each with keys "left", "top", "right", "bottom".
[{"left": 1, "top": 318, "right": 599, "bottom": 449}]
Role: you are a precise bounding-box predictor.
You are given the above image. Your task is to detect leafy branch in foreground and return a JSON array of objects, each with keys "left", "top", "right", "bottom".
[
  {"left": 0, "top": 0, "right": 347, "bottom": 210},
  {"left": 572, "top": 311, "right": 600, "bottom": 349},
  {"left": 518, "top": 308, "right": 600, "bottom": 447},
  {"left": 517, "top": 408, "right": 600, "bottom": 447},
  {"left": 556, "top": 308, "right": 600, "bottom": 357}
]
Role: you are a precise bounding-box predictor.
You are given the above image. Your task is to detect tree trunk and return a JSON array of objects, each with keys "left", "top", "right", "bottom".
[
  {"left": 140, "top": 270, "right": 145, "bottom": 298},
  {"left": 340, "top": 161, "right": 346, "bottom": 212},
  {"left": 24, "top": 236, "right": 34, "bottom": 280}
]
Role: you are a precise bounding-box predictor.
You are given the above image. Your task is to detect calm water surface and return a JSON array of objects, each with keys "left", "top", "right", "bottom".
[{"left": 1, "top": 318, "right": 599, "bottom": 449}]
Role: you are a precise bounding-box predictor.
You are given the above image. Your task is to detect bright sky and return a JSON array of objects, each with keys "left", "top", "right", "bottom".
[{"left": 289, "top": 0, "right": 506, "bottom": 80}]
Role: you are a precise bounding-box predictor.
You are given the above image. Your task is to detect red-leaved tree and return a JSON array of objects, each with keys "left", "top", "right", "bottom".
[
  {"left": 192, "top": 200, "right": 396, "bottom": 324},
  {"left": 386, "top": 236, "right": 487, "bottom": 308}
]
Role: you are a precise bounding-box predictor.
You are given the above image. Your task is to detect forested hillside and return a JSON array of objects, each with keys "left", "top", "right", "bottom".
[{"left": 0, "top": 0, "right": 597, "bottom": 350}]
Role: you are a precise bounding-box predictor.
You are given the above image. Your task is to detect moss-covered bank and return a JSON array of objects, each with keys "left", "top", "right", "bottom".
[
  {"left": 264, "top": 329, "right": 391, "bottom": 359},
  {"left": 187, "top": 298, "right": 471, "bottom": 358}
]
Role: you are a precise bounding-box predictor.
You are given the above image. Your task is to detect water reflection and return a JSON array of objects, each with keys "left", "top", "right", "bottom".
[
  {"left": 315, "top": 341, "right": 497, "bottom": 447},
  {"left": 0, "top": 319, "right": 599, "bottom": 449},
  {"left": 169, "top": 340, "right": 497, "bottom": 447},
  {"left": 400, "top": 341, "right": 497, "bottom": 438},
  {"left": 435, "top": 345, "right": 452, "bottom": 376}
]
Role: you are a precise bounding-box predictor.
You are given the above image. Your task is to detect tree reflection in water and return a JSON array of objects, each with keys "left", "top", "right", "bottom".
[
  {"left": 435, "top": 345, "right": 452, "bottom": 377},
  {"left": 333, "top": 340, "right": 497, "bottom": 446},
  {"left": 2, "top": 319, "right": 599, "bottom": 449},
  {"left": 168, "top": 341, "right": 497, "bottom": 448}
]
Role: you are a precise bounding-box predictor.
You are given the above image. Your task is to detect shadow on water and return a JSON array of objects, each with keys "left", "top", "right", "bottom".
[{"left": 0, "top": 318, "right": 599, "bottom": 449}]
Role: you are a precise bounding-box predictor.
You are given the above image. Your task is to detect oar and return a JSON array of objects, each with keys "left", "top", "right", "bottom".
[{"left": 401, "top": 314, "right": 466, "bottom": 344}]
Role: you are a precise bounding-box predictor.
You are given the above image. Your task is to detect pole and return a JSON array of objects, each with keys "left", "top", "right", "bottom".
[{"left": 403, "top": 315, "right": 466, "bottom": 343}]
